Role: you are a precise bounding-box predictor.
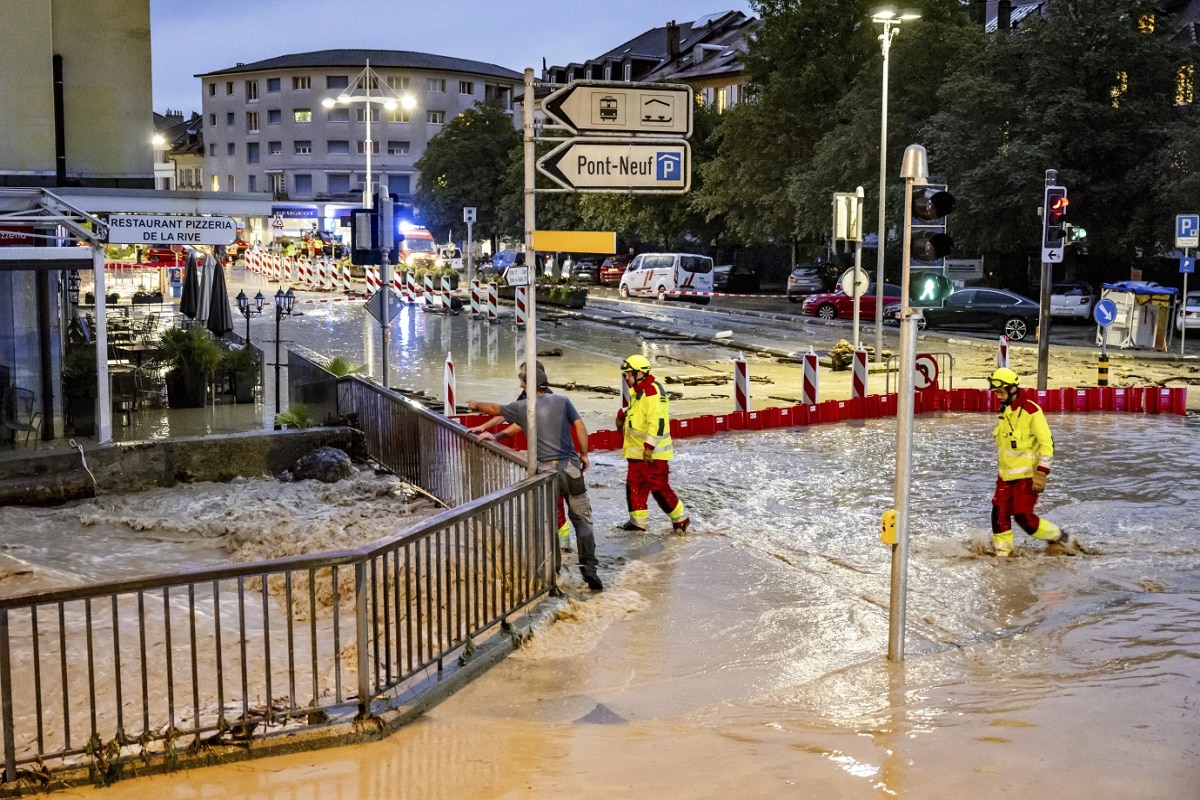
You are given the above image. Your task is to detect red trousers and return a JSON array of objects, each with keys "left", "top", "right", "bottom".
[
  {"left": 991, "top": 476, "right": 1042, "bottom": 535},
  {"left": 625, "top": 459, "right": 681, "bottom": 517}
]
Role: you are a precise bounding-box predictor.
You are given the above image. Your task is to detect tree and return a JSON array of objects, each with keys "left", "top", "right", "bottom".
[{"left": 414, "top": 102, "right": 521, "bottom": 245}]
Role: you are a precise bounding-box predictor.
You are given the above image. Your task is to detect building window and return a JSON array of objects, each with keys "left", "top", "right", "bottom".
[
  {"left": 459, "top": 80, "right": 474, "bottom": 95},
  {"left": 355, "top": 107, "right": 380, "bottom": 123},
  {"left": 327, "top": 107, "right": 350, "bottom": 122},
  {"left": 268, "top": 109, "right": 282, "bottom": 124},
  {"left": 387, "top": 108, "right": 410, "bottom": 123},
  {"left": 208, "top": 83, "right": 216, "bottom": 96},
  {"left": 294, "top": 108, "right": 313, "bottom": 122},
  {"left": 248, "top": 174, "right": 258, "bottom": 192},
  {"left": 246, "top": 111, "right": 260, "bottom": 132},
  {"left": 427, "top": 78, "right": 445, "bottom": 93},
  {"left": 247, "top": 142, "right": 260, "bottom": 164},
  {"left": 226, "top": 81, "right": 234, "bottom": 95},
  {"left": 484, "top": 84, "right": 512, "bottom": 109},
  {"left": 227, "top": 142, "right": 236, "bottom": 156},
  {"left": 211, "top": 175, "right": 219, "bottom": 191},
  {"left": 327, "top": 140, "right": 350, "bottom": 155},
  {"left": 326, "top": 75, "right": 349, "bottom": 89},
  {"left": 293, "top": 76, "right": 311, "bottom": 90},
  {"left": 295, "top": 140, "right": 312, "bottom": 155},
  {"left": 209, "top": 143, "right": 216, "bottom": 156},
  {"left": 270, "top": 173, "right": 285, "bottom": 196},
  {"left": 427, "top": 110, "right": 445, "bottom": 125},
  {"left": 267, "top": 77, "right": 280, "bottom": 92},
  {"left": 226, "top": 175, "right": 235, "bottom": 192},
  {"left": 268, "top": 141, "right": 282, "bottom": 156},
  {"left": 294, "top": 174, "right": 313, "bottom": 195},
  {"left": 328, "top": 174, "right": 350, "bottom": 194},
  {"left": 387, "top": 140, "right": 410, "bottom": 155},
  {"left": 246, "top": 80, "right": 258, "bottom": 101},
  {"left": 209, "top": 113, "right": 216, "bottom": 126},
  {"left": 387, "top": 76, "right": 409, "bottom": 92},
  {"left": 226, "top": 112, "right": 235, "bottom": 125},
  {"left": 357, "top": 140, "right": 380, "bottom": 155},
  {"left": 389, "top": 174, "right": 411, "bottom": 196}
]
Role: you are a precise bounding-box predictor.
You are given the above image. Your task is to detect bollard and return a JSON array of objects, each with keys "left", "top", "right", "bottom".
[
  {"left": 802, "top": 347, "right": 819, "bottom": 405},
  {"left": 514, "top": 285, "right": 528, "bottom": 327},
  {"left": 996, "top": 335, "right": 1009, "bottom": 368},
  {"left": 340, "top": 260, "right": 351, "bottom": 294},
  {"left": 440, "top": 275, "right": 452, "bottom": 311},
  {"left": 423, "top": 273, "right": 435, "bottom": 310},
  {"left": 852, "top": 347, "right": 868, "bottom": 399},
  {"left": 316, "top": 258, "right": 328, "bottom": 291},
  {"left": 1097, "top": 353, "right": 1109, "bottom": 387},
  {"left": 487, "top": 281, "right": 500, "bottom": 322},
  {"left": 733, "top": 353, "right": 749, "bottom": 412},
  {"left": 470, "top": 280, "right": 482, "bottom": 317},
  {"left": 405, "top": 270, "right": 418, "bottom": 304},
  {"left": 443, "top": 353, "right": 456, "bottom": 416}
]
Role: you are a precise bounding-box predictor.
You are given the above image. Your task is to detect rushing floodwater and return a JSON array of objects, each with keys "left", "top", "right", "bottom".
[{"left": 2, "top": 410, "right": 1194, "bottom": 797}]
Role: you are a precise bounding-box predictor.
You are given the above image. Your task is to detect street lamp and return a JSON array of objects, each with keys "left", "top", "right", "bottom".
[
  {"left": 870, "top": 5, "right": 921, "bottom": 363},
  {"left": 235, "top": 289, "right": 265, "bottom": 345},
  {"left": 273, "top": 287, "right": 296, "bottom": 423}
]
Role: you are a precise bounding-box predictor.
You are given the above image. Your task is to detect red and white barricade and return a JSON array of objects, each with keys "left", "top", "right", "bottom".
[
  {"left": 852, "top": 348, "right": 868, "bottom": 399},
  {"left": 514, "top": 285, "right": 527, "bottom": 327},
  {"left": 423, "top": 274, "right": 435, "bottom": 309},
  {"left": 487, "top": 281, "right": 499, "bottom": 322},
  {"left": 443, "top": 353, "right": 456, "bottom": 416},
  {"left": 996, "top": 335, "right": 1009, "bottom": 368},
  {"left": 470, "top": 280, "right": 482, "bottom": 317},
  {"left": 733, "top": 353, "right": 749, "bottom": 413},
  {"left": 802, "top": 348, "right": 820, "bottom": 405},
  {"left": 405, "top": 270, "right": 419, "bottom": 304},
  {"left": 440, "top": 275, "right": 453, "bottom": 311}
]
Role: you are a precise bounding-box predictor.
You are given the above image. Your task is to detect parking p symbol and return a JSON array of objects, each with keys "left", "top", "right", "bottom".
[{"left": 656, "top": 152, "right": 681, "bottom": 181}]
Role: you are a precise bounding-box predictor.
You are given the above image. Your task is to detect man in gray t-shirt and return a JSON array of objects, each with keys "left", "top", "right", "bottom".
[{"left": 467, "top": 363, "right": 601, "bottom": 591}]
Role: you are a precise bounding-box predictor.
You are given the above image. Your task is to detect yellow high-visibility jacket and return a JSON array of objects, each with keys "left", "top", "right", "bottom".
[
  {"left": 621, "top": 376, "right": 675, "bottom": 461},
  {"left": 993, "top": 393, "right": 1054, "bottom": 481}
]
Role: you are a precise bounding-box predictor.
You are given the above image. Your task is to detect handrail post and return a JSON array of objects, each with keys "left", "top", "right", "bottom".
[
  {"left": 354, "top": 562, "right": 370, "bottom": 718},
  {"left": 0, "top": 609, "right": 17, "bottom": 782}
]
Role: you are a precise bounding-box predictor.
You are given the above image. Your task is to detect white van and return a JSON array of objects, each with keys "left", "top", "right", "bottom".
[{"left": 617, "top": 253, "right": 714, "bottom": 305}]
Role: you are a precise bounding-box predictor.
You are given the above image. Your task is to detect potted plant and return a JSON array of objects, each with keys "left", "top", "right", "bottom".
[
  {"left": 62, "top": 345, "right": 98, "bottom": 436},
  {"left": 155, "top": 326, "right": 223, "bottom": 408},
  {"left": 221, "top": 344, "right": 260, "bottom": 404},
  {"left": 538, "top": 277, "right": 588, "bottom": 309}
]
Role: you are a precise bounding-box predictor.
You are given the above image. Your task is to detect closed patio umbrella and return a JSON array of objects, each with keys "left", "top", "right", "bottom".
[
  {"left": 180, "top": 249, "right": 201, "bottom": 320},
  {"left": 205, "top": 255, "right": 234, "bottom": 338}
]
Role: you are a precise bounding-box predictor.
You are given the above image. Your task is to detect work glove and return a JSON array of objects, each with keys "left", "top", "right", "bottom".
[
  {"left": 642, "top": 448, "right": 654, "bottom": 463},
  {"left": 1031, "top": 471, "right": 1047, "bottom": 493},
  {"left": 616, "top": 409, "right": 626, "bottom": 429}
]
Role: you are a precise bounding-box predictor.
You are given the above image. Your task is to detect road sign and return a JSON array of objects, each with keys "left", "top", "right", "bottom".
[
  {"left": 1177, "top": 214, "right": 1199, "bottom": 248},
  {"left": 505, "top": 266, "right": 531, "bottom": 287},
  {"left": 1182, "top": 256, "right": 1195, "bottom": 274},
  {"left": 914, "top": 353, "right": 939, "bottom": 389},
  {"left": 1041, "top": 245, "right": 1063, "bottom": 264},
  {"left": 840, "top": 267, "right": 869, "bottom": 298},
  {"left": 1094, "top": 298, "right": 1118, "bottom": 327},
  {"left": 542, "top": 81, "right": 692, "bottom": 136},
  {"left": 272, "top": 215, "right": 285, "bottom": 229},
  {"left": 108, "top": 214, "right": 237, "bottom": 245},
  {"left": 364, "top": 288, "right": 401, "bottom": 324},
  {"left": 537, "top": 138, "right": 690, "bottom": 193}
]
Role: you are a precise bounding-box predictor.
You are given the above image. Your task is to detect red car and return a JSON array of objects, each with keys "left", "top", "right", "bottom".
[
  {"left": 599, "top": 254, "right": 631, "bottom": 286},
  {"left": 144, "top": 245, "right": 185, "bottom": 265},
  {"left": 801, "top": 282, "right": 903, "bottom": 320}
]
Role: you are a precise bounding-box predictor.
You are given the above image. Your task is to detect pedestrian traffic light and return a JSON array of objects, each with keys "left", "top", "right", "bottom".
[
  {"left": 350, "top": 208, "right": 379, "bottom": 266},
  {"left": 1043, "top": 186, "right": 1068, "bottom": 249},
  {"left": 908, "top": 184, "right": 955, "bottom": 266},
  {"left": 909, "top": 267, "right": 954, "bottom": 307}
]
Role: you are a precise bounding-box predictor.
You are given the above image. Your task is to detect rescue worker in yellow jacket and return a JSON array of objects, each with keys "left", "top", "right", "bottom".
[
  {"left": 988, "top": 368, "right": 1079, "bottom": 557},
  {"left": 617, "top": 355, "right": 690, "bottom": 533}
]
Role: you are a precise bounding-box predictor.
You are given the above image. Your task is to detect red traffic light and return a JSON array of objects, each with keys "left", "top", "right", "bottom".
[{"left": 1047, "top": 193, "right": 1069, "bottom": 224}]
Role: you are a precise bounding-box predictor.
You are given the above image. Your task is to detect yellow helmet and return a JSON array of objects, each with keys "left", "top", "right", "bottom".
[
  {"left": 989, "top": 367, "right": 1020, "bottom": 389},
  {"left": 621, "top": 354, "right": 652, "bottom": 373}
]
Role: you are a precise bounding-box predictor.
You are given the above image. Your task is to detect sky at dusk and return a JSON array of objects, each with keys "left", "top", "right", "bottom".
[{"left": 150, "top": 0, "right": 755, "bottom": 115}]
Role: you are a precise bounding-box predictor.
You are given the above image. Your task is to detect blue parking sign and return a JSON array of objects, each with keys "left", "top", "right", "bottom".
[
  {"left": 1177, "top": 214, "right": 1200, "bottom": 248},
  {"left": 1182, "top": 256, "right": 1196, "bottom": 274}
]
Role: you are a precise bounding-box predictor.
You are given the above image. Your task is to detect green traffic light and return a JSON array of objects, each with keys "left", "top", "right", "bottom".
[{"left": 909, "top": 270, "right": 953, "bottom": 307}]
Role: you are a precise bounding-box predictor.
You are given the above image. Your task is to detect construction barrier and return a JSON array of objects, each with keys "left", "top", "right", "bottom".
[{"left": 733, "top": 354, "right": 749, "bottom": 413}]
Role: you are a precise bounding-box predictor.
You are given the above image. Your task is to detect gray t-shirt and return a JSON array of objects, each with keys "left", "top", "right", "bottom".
[{"left": 500, "top": 392, "right": 581, "bottom": 465}]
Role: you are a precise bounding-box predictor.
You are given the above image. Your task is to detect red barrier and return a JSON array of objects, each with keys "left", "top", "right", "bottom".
[
  {"left": 1112, "top": 387, "right": 1127, "bottom": 412},
  {"left": 711, "top": 414, "right": 730, "bottom": 433},
  {"left": 671, "top": 417, "right": 696, "bottom": 438},
  {"left": 865, "top": 395, "right": 882, "bottom": 418},
  {"left": 1034, "top": 388, "right": 1062, "bottom": 412},
  {"left": 728, "top": 411, "right": 746, "bottom": 431},
  {"left": 761, "top": 407, "right": 784, "bottom": 427},
  {"left": 744, "top": 410, "right": 765, "bottom": 430},
  {"left": 1128, "top": 387, "right": 1144, "bottom": 412},
  {"left": 819, "top": 400, "right": 841, "bottom": 423},
  {"left": 793, "top": 404, "right": 811, "bottom": 426},
  {"left": 778, "top": 406, "right": 795, "bottom": 426},
  {"left": 1172, "top": 386, "right": 1188, "bottom": 415},
  {"left": 842, "top": 397, "right": 865, "bottom": 420},
  {"left": 879, "top": 393, "right": 897, "bottom": 417},
  {"left": 693, "top": 415, "right": 717, "bottom": 435},
  {"left": 1068, "top": 388, "right": 1092, "bottom": 413},
  {"left": 1098, "top": 386, "right": 1115, "bottom": 411},
  {"left": 1146, "top": 387, "right": 1174, "bottom": 415}
]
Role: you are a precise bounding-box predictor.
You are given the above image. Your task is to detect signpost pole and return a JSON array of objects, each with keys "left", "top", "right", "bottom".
[
  {"left": 523, "top": 68, "right": 538, "bottom": 477},
  {"left": 1182, "top": 247, "right": 1191, "bottom": 356}
]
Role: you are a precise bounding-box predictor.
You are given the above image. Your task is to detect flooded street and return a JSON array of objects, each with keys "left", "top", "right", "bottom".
[{"left": 47, "top": 411, "right": 1200, "bottom": 798}]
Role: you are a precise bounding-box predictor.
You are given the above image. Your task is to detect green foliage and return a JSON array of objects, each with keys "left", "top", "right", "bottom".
[
  {"left": 154, "top": 326, "right": 224, "bottom": 376},
  {"left": 274, "top": 403, "right": 314, "bottom": 429},
  {"left": 62, "top": 345, "right": 99, "bottom": 400},
  {"left": 220, "top": 343, "right": 259, "bottom": 372},
  {"left": 415, "top": 102, "right": 522, "bottom": 243},
  {"left": 322, "top": 356, "right": 366, "bottom": 377}
]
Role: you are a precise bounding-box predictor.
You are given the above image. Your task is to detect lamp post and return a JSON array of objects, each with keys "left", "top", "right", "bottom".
[
  {"left": 870, "top": 6, "right": 921, "bottom": 363},
  {"left": 235, "top": 289, "right": 265, "bottom": 345},
  {"left": 273, "top": 287, "right": 295, "bottom": 423},
  {"left": 322, "top": 61, "right": 415, "bottom": 388}
]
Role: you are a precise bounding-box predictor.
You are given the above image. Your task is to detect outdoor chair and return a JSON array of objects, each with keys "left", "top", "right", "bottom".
[{"left": 1, "top": 386, "right": 42, "bottom": 448}]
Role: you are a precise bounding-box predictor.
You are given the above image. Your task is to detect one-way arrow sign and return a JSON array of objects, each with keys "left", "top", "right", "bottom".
[
  {"left": 543, "top": 81, "right": 692, "bottom": 136},
  {"left": 537, "top": 138, "right": 690, "bottom": 193}
]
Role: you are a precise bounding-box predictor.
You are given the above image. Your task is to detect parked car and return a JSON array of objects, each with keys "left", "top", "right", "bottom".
[
  {"left": 801, "top": 283, "right": 903, "bottom": 320},
  {"left": 570, "top": 259, "right": 600, "bottom": 283},
  {"left": 618, "top": 252, "right": 713, "bottom": 304},
  {"left": 599, "top": 255, "right": 631, "bottom": 286},
  {"left": 478, "top": 250, "right": 522, "bottom": 280},
  {"left": 712, "top": 263, "right": 760, "bottom": 293},
  {"left": 786, "top": 266, "right": 825, "bottom": 301},
  {"left": 1050, "top": 281, "right": 1096, "bottom": 321},
  {"left": 1177, "top": 290, "right": 1200, "bottom": 332},
  {"left": 885, "top": 287, "right": 1041, "bottom": 341},
  {"left": 145, "top": 245, "right": 185, "bottom": 265}
]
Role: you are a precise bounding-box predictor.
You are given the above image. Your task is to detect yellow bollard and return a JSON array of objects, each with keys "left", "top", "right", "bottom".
[
  {"left": 1097, "top": 354, "right": 1109, "bottom": 386},
  {"left": 881, "top": 509, "right": 897, "bottom": 545}
]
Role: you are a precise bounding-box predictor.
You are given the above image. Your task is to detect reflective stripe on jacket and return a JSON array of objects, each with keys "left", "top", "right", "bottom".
[
  {"left": 993, "top": 393, "right": 1053, "bottom": 481},
  {"left": 621, "top": 376, "right": 675, "bottom": 461}
]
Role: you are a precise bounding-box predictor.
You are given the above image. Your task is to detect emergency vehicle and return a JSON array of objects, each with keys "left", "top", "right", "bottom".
[
  {"left": 617, "top": 253, "right": 713, "bottom": 305},
  {"left": 396, "top": 224, "right": 441, "bottom": 270}
]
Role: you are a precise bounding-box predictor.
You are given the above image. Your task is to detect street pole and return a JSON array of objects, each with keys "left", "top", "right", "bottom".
[
  {"left": 1037, "top": 169, "right": 1056, "bottom": 390},
  {"left": 1181, "top": 247, "right": 1190, "bottom": 355},
  {"left": 852, "top": 186, "right": 865, "bottom": 350},
  {"left": 522, "top": 68, "right": 538, "bottom": 477},
  {"left": 363, "top": 59, "right": 373, "bottom": 210},
  {"left": 274, "top": 302, "right": 283, "bottom": 421},
  {"left": 873, "top": 17, "right": 895, "bottom": 364}
]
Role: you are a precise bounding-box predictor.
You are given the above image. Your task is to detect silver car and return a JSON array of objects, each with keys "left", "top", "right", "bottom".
[{"left": 787, "top": 266, "right": 825, "bottom": 302}]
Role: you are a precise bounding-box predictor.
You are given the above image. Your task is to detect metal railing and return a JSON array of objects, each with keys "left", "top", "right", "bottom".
[
  {"left": 0, "top": 362, "right": 556, "bottom": 782},
  {"left": 884, "top": 351, "right": 956, "bottom": 394}
]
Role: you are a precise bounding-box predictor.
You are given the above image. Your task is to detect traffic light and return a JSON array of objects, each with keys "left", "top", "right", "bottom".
[
  {"left": 350, "top": 208, "right": 379, "bottom": 266},
  {"left": 909, "top": 184, "right": 955, "bottom": 265},
  {"left": 909, "top": 267, "right": 954, "bottom": 307},
  {"left": 1043, "top": 186, "right": 1068, "bottom": 249}
]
